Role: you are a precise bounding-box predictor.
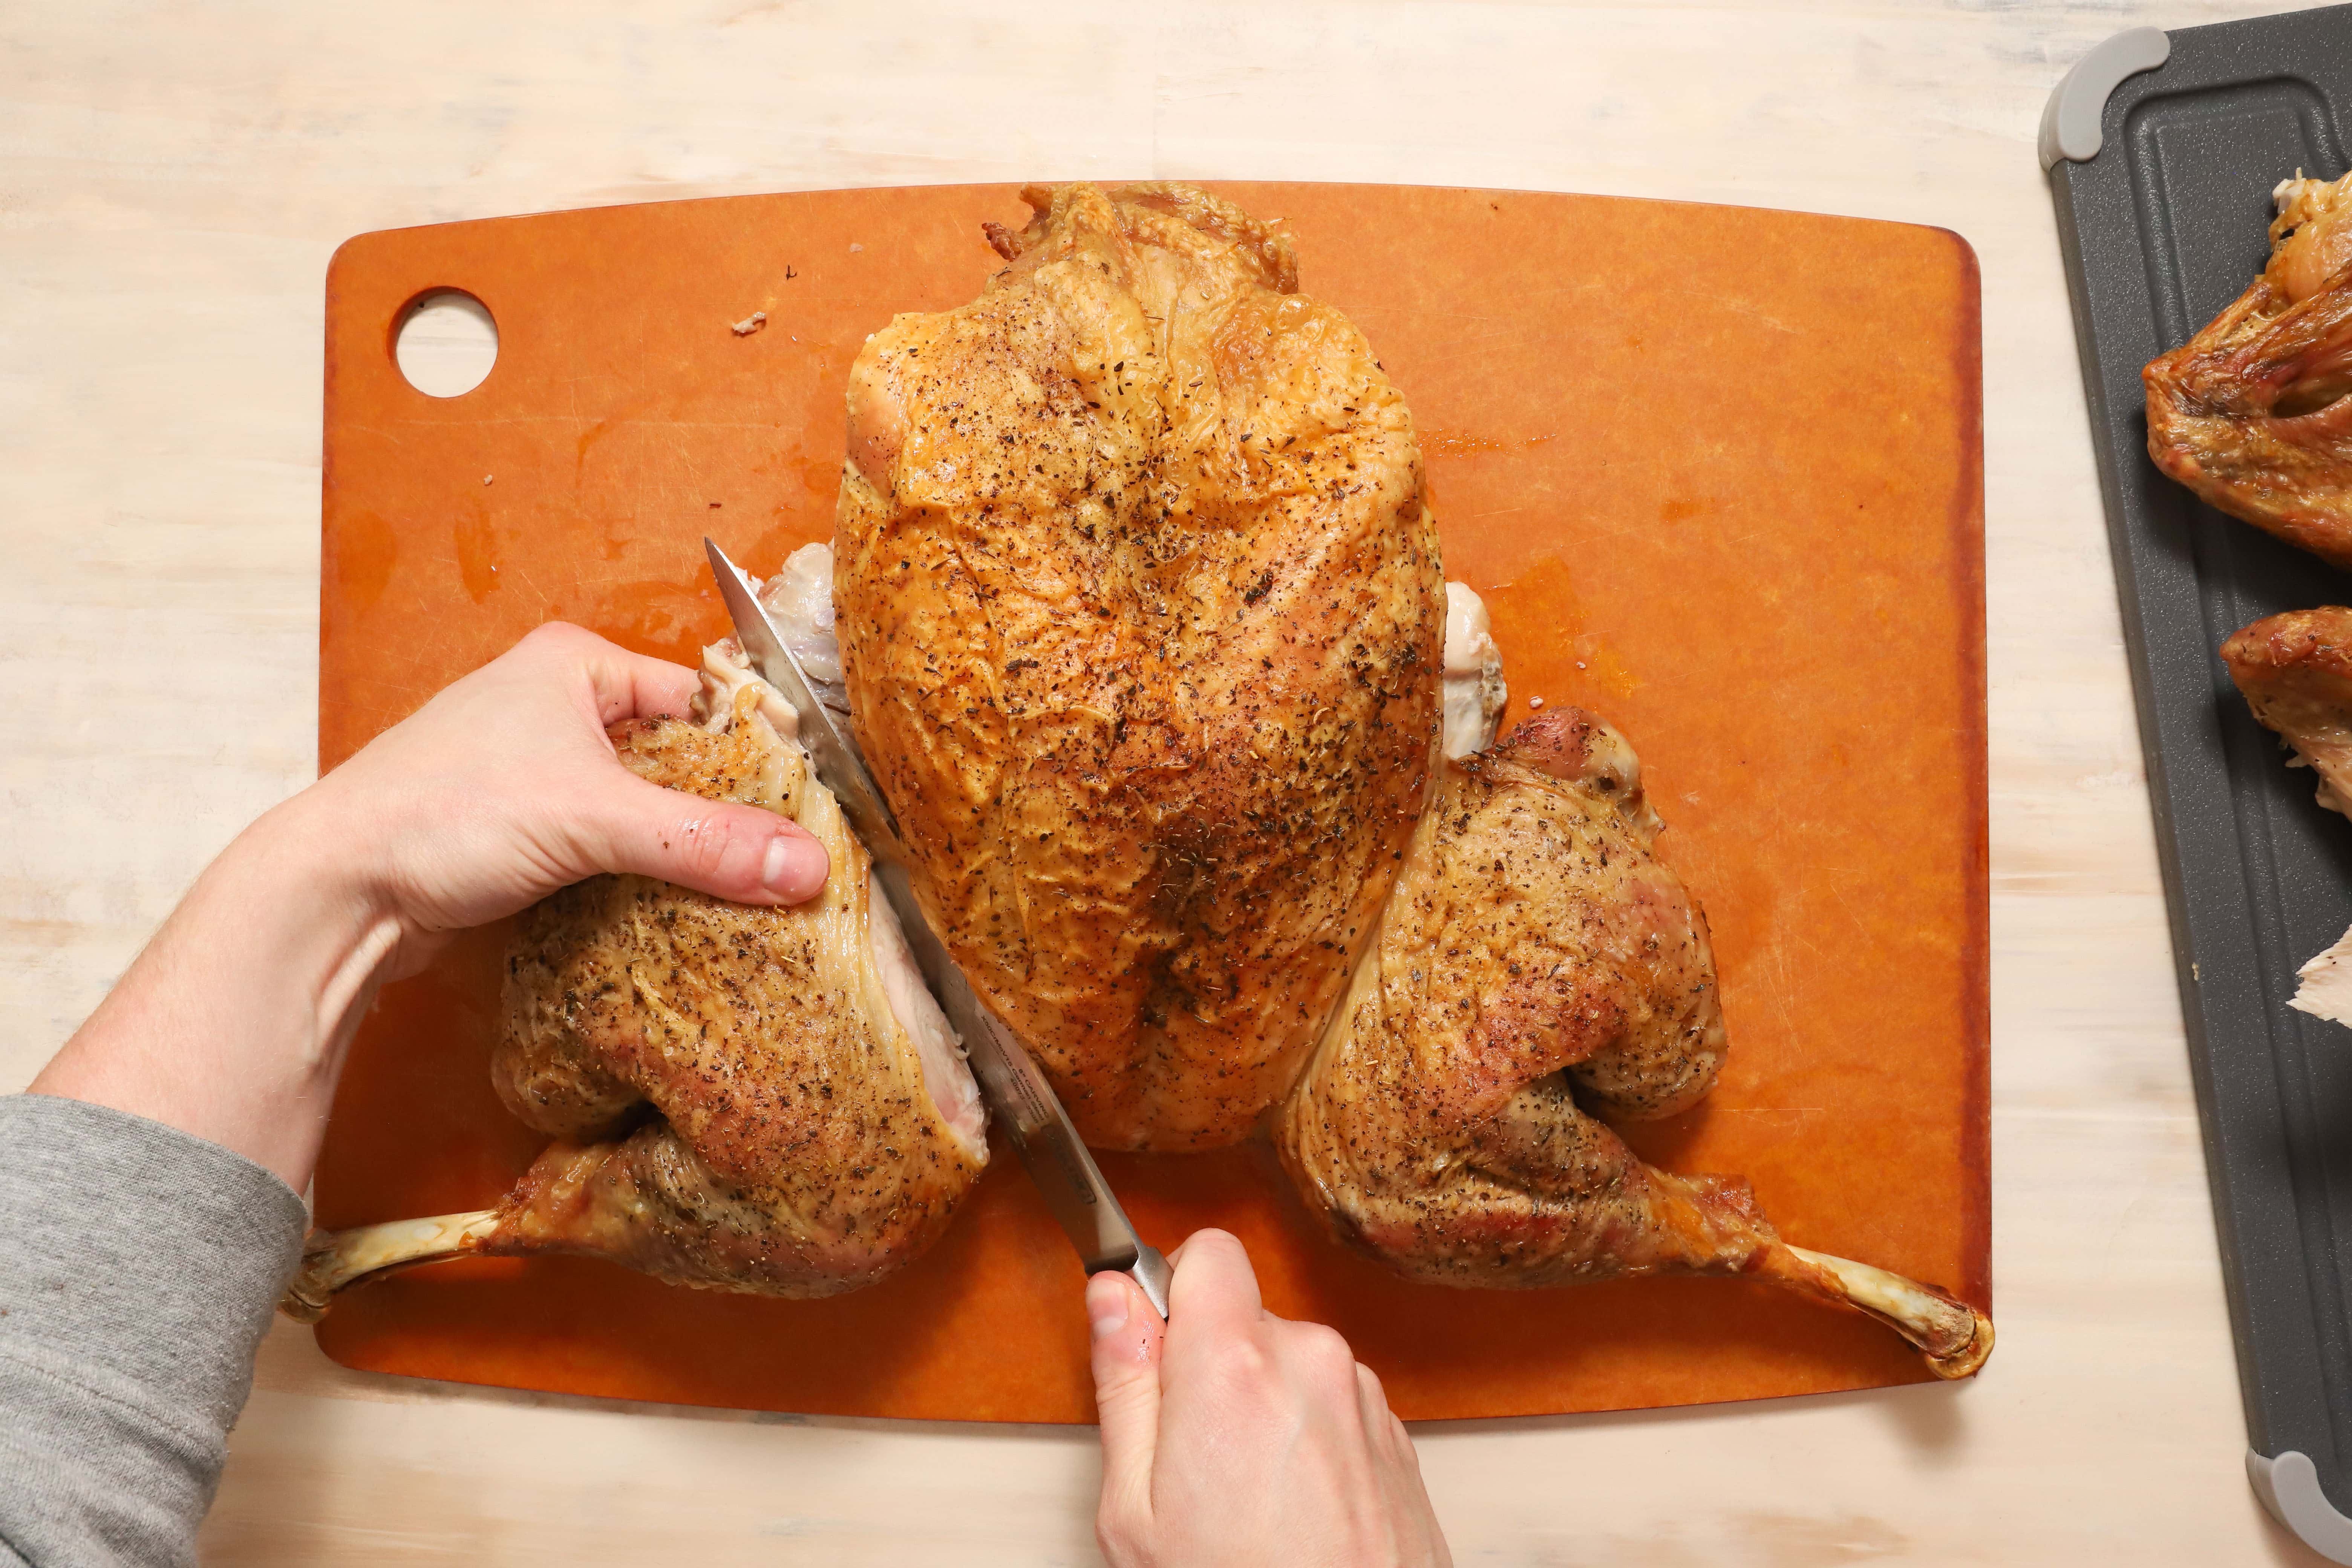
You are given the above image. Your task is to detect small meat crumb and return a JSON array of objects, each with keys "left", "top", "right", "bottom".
[
  {"left": 730, "top": 311, "right": 768, "bottom": 336},
  {"left": 482, "top": 474, "right": 493, "bottom": 486},
  {"left": 1528, "top": 695, "right": 1545, "bottom": 709}
]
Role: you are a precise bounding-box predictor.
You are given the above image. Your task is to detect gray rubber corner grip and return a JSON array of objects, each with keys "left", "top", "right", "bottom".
[
  {"left": 2250, "top": 1450, "right": 2352, "bottom": 1564},
  {"left": 2038, "top": 26, "right": 2173, "bottom": 170}
]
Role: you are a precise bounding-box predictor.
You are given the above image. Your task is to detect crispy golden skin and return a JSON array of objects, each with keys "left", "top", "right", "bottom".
[
  {"left": 485, "top": 708, "right": 985, "bottom": 1297},
  {"left": 2222, "top": 606, "right": 2352, "bottom": 1026},
  {"left": 2221, "top": 605, "right": 2352, "bottom": 813},
  {"left": 2145, "top": 172, "right": 2352, "bottom": 569},
  {"left": 836, "top": 181, "right": 1443, "bottom": 1150},
  {"left": 1275, "top": 707, "right": 1991, "bottom": 1372},
  {"left": 1276, "top": 708, "right": 1743, "bottom": 1286}
]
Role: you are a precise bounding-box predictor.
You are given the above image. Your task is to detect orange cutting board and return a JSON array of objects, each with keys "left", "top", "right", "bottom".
[{"left": 315, "top": 182, "right": 1986, "bottom": 1423}]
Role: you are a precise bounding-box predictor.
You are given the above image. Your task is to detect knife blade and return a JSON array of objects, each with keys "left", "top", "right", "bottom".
[{"left": 704, "top": 538, "right": 1172, "bottom": 1318}]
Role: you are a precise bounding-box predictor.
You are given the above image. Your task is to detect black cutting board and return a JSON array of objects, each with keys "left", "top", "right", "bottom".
[{"left": 2047, "top": 5, "right": 2352, "bottom": 1556}]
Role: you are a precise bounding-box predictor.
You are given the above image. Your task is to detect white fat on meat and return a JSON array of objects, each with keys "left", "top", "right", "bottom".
[
  {"left": 761, "top": 542, "right": 849, "bottom": 708},
  {"left": 695, "top": 541, "right": 848, "bottom": 741},
  {"left": 694, "top": 540, "right": 988, "bottom": 1160},
  {"left": 1443, "top": 582, "right": 1507, "bottom": 760},
  {"left": 697, "top": 639, "right": 800, "bottom": 741},
  {"left": 864, "top": 869, "right": 988, "bottom": 1159},
  {"left": 2294, "top": 922, "right": 2352, "bottom": 1028}
]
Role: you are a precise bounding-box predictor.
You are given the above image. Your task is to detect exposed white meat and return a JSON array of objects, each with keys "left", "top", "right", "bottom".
[
  {"left": 2294, "top": 923, "right": 2352, "bottom": 1027},
  {"left": 866, "top": 869, "right": 988, "bottom": 1159},
  {"left": 694, "top": 547, "right": 986, "bottom": 1155}
]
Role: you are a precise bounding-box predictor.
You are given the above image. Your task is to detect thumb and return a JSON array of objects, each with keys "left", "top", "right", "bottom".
[
  {"left": 1088, "top": 1270, "right": 1165, "bottom": 1540},
  {"left": 577, "top": 770, "right": 831, "bottom": 906}
]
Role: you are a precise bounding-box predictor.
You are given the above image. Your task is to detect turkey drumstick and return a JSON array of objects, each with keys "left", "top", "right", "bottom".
[
  {"left": 1276, "top": 705, "right": 1994, "bottom": 1378},
  {"left": 285, "top": 550, "right": 988, "bottom": 1317}
]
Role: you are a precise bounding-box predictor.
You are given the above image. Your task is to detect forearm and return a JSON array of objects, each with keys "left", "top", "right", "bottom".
[
  {"left": 0, "top": 1096, "right": 306, "bottom": 1568},
  {"left": 2, "top": 623, "right": 831, "bottom": 1565},
  {"left": 5, "top": 795, "right": 387, "bottom": 1564},
  {"left": 31, "top": 790, "right": 401, "bottom": 1192}
]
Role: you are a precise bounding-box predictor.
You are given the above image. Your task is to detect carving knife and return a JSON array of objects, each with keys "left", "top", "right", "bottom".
[{"left": 704, "top": 538, "right": 1173, "bottom": 1318}]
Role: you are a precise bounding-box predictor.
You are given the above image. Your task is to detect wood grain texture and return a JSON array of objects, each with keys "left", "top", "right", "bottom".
[{"left": 0, "top": 0, "right": 2333, "bottom": 1561}]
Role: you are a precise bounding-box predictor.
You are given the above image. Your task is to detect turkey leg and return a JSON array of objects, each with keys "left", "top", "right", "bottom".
[
  {"left": 1763, "top": 1245, "right": 1993, "bottom": 1379},
  {"left": 1278, "top": 706, "right": 1996, "bottom": 1380},
  {"left": 283, "top": 614, "right": 991, "bottom": 1323},
  {"left": 279, "top": 1210, "right": 498, "bottom": 1322}
]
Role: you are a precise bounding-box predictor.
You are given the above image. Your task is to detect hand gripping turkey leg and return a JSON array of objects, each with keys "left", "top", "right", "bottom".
[{"left": 283, "top": 550, "right": 990, "bottom": 1318}]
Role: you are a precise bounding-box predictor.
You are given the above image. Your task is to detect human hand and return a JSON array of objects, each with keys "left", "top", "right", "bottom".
[
  {"left": 35, "top": 622, "right": 826, "bottom": 1188},
  {"left": 294, "top": 620, "right": 828, "bottom": 977},
  {"left": 1087, "top": 1230, "right": 1451, "bottom": 1568}
]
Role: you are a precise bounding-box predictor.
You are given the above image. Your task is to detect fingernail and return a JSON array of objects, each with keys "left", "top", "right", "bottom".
[
  {"left": 1086, "top": 1274, "right": 1129, "bottom": 1341},
  {"left": 760, "top": 833, "right": 825, "bottom": 900}
]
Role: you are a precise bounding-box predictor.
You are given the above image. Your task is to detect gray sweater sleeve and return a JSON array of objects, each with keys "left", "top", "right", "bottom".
[{"left": 0, "top": 1094, "right": 306, "bottom": 1567}]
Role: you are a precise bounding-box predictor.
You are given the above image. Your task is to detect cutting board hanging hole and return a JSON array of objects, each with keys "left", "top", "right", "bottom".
[{"left": 394, "top": 289, "right": 497, "bottom": 398}]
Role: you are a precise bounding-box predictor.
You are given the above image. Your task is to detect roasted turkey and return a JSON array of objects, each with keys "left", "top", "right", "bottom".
[
  {"left": 2146, "top": 170, "right": 2352, "bottom": 568},
  {"left": 284, "top": 550, "right": 987, "bottom": 1315},
  {"left": 292, "top": 183, "right": 1991, "bottom": 1378},
  {"left": 2224, "top": 605, "right": 2352, "bottom": 815},
  {"left": 1276, "top": 705, "right": 1988, "bottom": 1375},
  {"left": 836, "top": 180, "right": 1442, "bottom": 1152},
  {"left": 1279, "top": 706, "right": 1730, "bottom": 1282},
  {"left": 832, "top": 181, "right": 1988, "bottom": 1374},
  {"left": 2221, "top": 606, "right": 2352, "bottom": 1026}
]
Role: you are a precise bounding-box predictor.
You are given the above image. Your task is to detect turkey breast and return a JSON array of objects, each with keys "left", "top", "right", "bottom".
[{"left": 835, "top": 181, "right": 1444, "bottom": 1151}]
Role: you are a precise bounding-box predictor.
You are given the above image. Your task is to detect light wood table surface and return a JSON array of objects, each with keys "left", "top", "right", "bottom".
[{"left": 3, "top": 1, "right": 2334, "bottom": 1561}]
